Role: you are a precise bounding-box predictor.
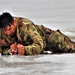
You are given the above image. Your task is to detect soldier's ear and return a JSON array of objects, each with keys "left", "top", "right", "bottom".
[{"left": 13, "top": 20, "right": 17, "bottom": 26}]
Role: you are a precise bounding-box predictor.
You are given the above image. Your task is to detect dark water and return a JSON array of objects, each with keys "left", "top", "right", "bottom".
[{"left": 0, "top": 0, "right": 75, "bottom": 75}]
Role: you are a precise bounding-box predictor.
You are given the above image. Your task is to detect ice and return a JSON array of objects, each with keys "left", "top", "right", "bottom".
[
  {"left": 0, "top": 0, "right": 75, "bottom": 75},
  {"left": 0, "top": 54, "right": 75, "bottom": 75}
]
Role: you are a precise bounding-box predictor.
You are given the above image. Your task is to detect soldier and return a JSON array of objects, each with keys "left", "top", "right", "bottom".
[{"left": 0, "top": 12, "right": 75, "bottom": 55}]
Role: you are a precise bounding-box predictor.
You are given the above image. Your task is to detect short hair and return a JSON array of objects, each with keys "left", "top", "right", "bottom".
[{"left": 0, "top": 12, "right": 14, "bottom": 28}]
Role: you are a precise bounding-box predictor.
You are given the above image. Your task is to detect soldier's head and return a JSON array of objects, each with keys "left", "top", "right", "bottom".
[{"left": 0, "top": 12, "right": 17, "bottom": 36}]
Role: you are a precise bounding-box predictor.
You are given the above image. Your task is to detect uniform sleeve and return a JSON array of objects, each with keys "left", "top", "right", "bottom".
[
  {"left": 24, "top": 24, "right": 44, "bottom": 55},
  {"left": 0, "top": 29, "right": 10, "bottom": 55}
]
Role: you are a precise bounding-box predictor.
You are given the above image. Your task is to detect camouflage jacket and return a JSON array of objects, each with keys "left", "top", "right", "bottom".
[{"left": 0, "top": 17, "right": 44, "bottom": 55}]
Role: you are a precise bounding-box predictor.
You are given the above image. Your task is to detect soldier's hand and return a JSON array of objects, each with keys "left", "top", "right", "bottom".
[
  {"left": 17, "top": 44, "right": 25, "bottom": 56},
  {"left": 10, "top": 42, "right": 17, "bottom": 52}
]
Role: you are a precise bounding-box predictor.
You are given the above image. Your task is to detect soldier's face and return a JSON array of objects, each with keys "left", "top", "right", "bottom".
[{"left": 3, "top": 20, "right": 17, "bottom": 36}]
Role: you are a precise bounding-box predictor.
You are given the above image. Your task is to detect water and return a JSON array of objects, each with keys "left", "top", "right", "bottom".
[{"left": 0, "top": 0, "right": 75, "bottom": 75}]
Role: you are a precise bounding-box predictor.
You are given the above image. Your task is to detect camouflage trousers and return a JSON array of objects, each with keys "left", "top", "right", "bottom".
[{"left": 36, "top": 25, "right": 75, "bottom": 53}]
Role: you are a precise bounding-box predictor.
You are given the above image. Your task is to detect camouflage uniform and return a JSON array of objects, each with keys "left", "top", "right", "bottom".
[
  {"left": 36, "top": 26, "right": 75, "bottom": 53},
  {"left": 0, "top": 17, "right": 44, "bottom": 55},
  {"left": 0, "top": 17, "right": 75, "bottom": 55}
]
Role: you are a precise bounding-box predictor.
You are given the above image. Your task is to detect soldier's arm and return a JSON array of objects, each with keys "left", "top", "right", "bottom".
[
  {"left": 19, "top": 18, "right": 44, "bottom": 55},
  {"left": 0, "top": 29, "right": 10, "bottom": 55},
  {"left": 0, "top": 40, "right": 10, "bottom": 55},
  {"left": 24, "top": 24, "right": 44, "bottom": 55}
]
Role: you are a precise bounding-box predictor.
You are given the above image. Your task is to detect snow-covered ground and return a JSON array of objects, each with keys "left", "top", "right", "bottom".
[{"left": 0, "top": 54, "right": 75, "bottom": 75}]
